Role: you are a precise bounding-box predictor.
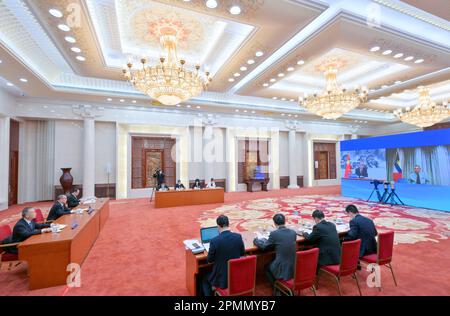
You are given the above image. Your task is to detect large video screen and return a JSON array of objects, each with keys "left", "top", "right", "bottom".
[
  {"left": 341, "top": 149, "right": 387, "bottom": 180},
  {"left": 340, "top": 128, "right": 450, "bottom": 212}
]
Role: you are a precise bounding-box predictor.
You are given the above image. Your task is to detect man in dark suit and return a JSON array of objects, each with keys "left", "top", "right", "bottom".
[
  {"left": 302, "top": 210, "right": 341, "bottom": 270},
  {"left": 202, "top": 215, "right": 245, "bottom": 296},
  {"left": 159, "top": 182, "right": 170, "bottom": 191},
  {"left": 175, "top": 180, "right": 185, "bottom": 190},
  {"left": 254, "top": 214, "right": 297, "bottom": 288},
  {"left": 192, "top": 179, "right": 202, "bottom": 190},
  {"left": 355, "top": 162, "right": 369, "bottom": 178},
  {"left": 4, "top": 207, "right": 51, "bottom": 254},
  {"left": 47, "top": 195, "right": 74, "bottom": 222},
  {"left": 67, "top": 188, "right": 81, "bottom": 209},
  {"left": 153, "top": 168, "right": 165, "bottom": 190},
  {"left": 344, "top": 205, "right": 378, "bottom": 258}
]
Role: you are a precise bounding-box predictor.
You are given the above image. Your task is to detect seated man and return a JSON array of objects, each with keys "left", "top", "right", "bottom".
[
  {"left": 47, "top": 195, "right": 74, "bottom": 222},
  {"left": 302, "top": 210, "right": 341, "bottom": 270},
  {"left": 206, "top": 178, "right": 216, "bottom": 188},
  {"left": 192, "top": 179, "right": 202, "bottom": 190},
  {"left": 159, "top": 182, "right": 170, "bottom": 191},
  {"left": 409, "top": 165, "right": 430, "bottom": 184},
  {"left": 174, "top": 180, "right": 186, "bottom": 190},
  {"left": 67, "top": 188, "right": 81, "bottom": 209},
  {"left": 3, "top": 208, "right": 52, "bottom": 254},
  {"left": 202, "top": 215, "right": 245, "bottom": 296},
  {"left": 344, "top": 205, "right": 377, "bottom": 259},
  {"left": 254, "top": 214, "right": 297, "bottom": 288}
]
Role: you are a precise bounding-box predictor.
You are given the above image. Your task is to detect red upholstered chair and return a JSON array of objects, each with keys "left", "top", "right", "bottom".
[
  {"left": 33, "top": 209, "right": 45, "bottom": 224},
  {"left": 0, "top": 225, "right": 21, "bottom": 270},
  {"left": 361, "top": 231, "right": 397, "bottom": 288},
  {"left": 215, "top": 255, "right": 257, "bottom": 296},
  {"left": 319, "top": 239, "right": 362, "bottom": 296},
  {"left": 274, "top": 248, "right": 319, "bottom": 296}
]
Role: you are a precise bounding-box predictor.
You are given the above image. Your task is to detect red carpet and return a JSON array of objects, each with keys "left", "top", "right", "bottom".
[{"left": 1, "top": 186, "right": 449, "bottom": 296}]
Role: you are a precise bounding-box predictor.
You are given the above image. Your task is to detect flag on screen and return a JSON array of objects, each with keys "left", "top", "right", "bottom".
[
  {"left": 393, "top": 151, "right": 403, "bottom": 182},
  {"left": 344, "top": 154, "right": 352, "bottom": 178}
]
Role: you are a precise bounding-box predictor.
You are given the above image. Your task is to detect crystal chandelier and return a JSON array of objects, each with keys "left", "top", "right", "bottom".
[
  {"left": 298, "top": 67, "right": 368, "bottom": 119},
  {"left": 393, "top": 86, "right": 450, "bottom": 128},
  {"left": 123, "top": 35, "right": 211, "bottom": 106}
]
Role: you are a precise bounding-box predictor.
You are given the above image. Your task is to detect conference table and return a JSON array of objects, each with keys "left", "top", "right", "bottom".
[
  {"left": 185, "top": 224, "right": 349, "bottom": 296},
  {"left": 18, "top": 198, "right": 110, "bottom": 290},
  {"left": 155, "top": 188, "right": 224, "bottom": 208}
]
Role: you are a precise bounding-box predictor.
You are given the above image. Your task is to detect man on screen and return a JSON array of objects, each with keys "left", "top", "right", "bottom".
[
  {"left": 355, "top": 162, "right": 369, "bottom": 178},
  {"left": 409, "top": 165, "right": 430, "bottom": 184}
]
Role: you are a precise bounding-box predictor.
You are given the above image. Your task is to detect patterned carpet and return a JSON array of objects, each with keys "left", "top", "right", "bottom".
[{"left": 198, "top": 195, "right": 450, "bottom": 246}]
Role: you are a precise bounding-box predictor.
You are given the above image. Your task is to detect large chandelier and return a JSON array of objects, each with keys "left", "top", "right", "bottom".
[
  {"left": 393, "top": 86, "right": 450, "bottom": 128},
  {"left": 123, "top": 34, "right": 211, "bottom": 106},
  {"left": 298, "top": 66, "right": 368, "bottom": 119}
]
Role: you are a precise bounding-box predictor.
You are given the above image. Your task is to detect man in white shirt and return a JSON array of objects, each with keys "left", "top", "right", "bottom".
[{"left": 206, "top": 178, "right": 216, "bottom": 189}]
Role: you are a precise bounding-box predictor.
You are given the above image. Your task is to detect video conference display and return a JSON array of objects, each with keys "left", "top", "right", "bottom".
[{"left": 340, "top": 128, "right": 450, "bottom": 212}]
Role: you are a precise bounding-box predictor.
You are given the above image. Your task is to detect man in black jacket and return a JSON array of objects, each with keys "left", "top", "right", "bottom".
[
  {"left": 344, "top": 205, "right": 378, "bottom": 258},
  {"left": 174, "top": 180, "right": 185, "bottom": 190},
  {"left": 254, "top": 214, "right": 297, "bottom": 287},
  {"left": 202, "top": 215, "right": 245, "bottom": 296},
  {"left": 302, "top": 210, "right": 341, "bottom": 270},
  {"left": 67, "top": 188, "right": 81, "bottom": 209},
  {"left": 47, "top": 195, "right": 73, "bottom": 222},
  {"left": 4, "top": 207, "right": 51, "bottom": 254}
]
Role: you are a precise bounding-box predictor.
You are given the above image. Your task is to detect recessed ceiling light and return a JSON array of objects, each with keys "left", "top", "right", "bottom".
[
  {"left": 230, "top": 6, "right": 241, "bottom": 15},
  {"left": 132, "top": 100, "right": 137, "bottom": 103},
  {"left": 186, "top": 105, "right": 191, "bottom": 108},
  {"left": 120, "top": 99, "right": 125, "bottom": 102},
  {"left": 206, "top": 0, "right": 218, "bottom": 9},
  {"left": 71, "top": 47, "right": 81, "bottom": 53},
  {"left": 281, "top": 98, "right": 286, "bottom": 101},
  {"left": 382, "top": 85, "right": 388, "bottom": 88},
  {"left": 228, "top": 78, "right": 235, "bottom": 82},
  {"left": 76, "top": 56, "right": 86, "bottom": 61},
  {"left": 278, "top": 73, "right": 285, "bottom": 77},
  {"left": 19, "top": 78, "right": 28, "bottom": 83},
  {"left": 0, "top": 60, "right": 2, "bottom": 64},
  {"left": 414, "top": 59, "right": 424, "bottom": 64},
  {"left": 247, "top": 59, "right": 255, "bottom": 65},
  {"left": 235, "top": 109, "right": 240, "bottom": 112},
  {"left": 281, "top": 113, "right": 285, "bottom": 116},
  {"left": 255, "top": 51, "right": 264, "bottom": 57},
  {"left": 64, "top": 36, "right": 76, "bottom": 43},
  {"left": 290, "top": 99, "right": 295, "bottom": 102},
  {"left": 58, "top": 24, "right": 70, "bottom": 32},
  {"left": 393, "top": 53, "right": 403, "bottom": 58},
  {"left": 404, "top": 56, "right": 414, "bottom": 61},
  {"left": 233, "top": 73, "right": 240, "bottom": 77},
  {"left": 107, "top": 98, "right": 112, "bottom": 101},
  {"left": 251, "top": 111, "right": 255, "bottom": 114},
  {"left": 287, "top": 67, "right": 295, "bottom": 72},
  {"left": 263, "top": 83, "right": 269, "bottom": 87},
  {"left": 269, "top": 78, "right": 276, "bottom": 83},
  {"left": 382, "top": 50, "right": 392, "bottom": 55},
  {"left": 49, "top": 8, "right": 63, "bottom": 18},
  {"left": 240, "top": 66, "right": 247, "bottom": 71},
  {"left": 243, "top": 110, "right": 248, "bottom": 113},
  {"left": 395, "top": 80, "right": 402, "bottom": 84},
  {"left": 370, "top": 46, "right": 380, "bottom": 52},
  {"left": 6, "top": 82, "right": 13, "bottom": 87},
  {"left": 297, "top": 60, "right": 305, "bottom": 65},
  {"left": 272, "top": 97, "right": 278, "bottom": 100},
  {"left": 196, "top": 106, "right": 201, "bottom": 109}
]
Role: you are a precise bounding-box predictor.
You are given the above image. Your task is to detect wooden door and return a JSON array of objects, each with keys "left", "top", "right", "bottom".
[
  {"left": 9, "top": 151, "right": 18, "bottom": 206},
  {"left": 143, "top": 150, "right": 163, "bottom": 188},
  {"left": 318, "top": 151, "right": 329, "bottom": 180}
]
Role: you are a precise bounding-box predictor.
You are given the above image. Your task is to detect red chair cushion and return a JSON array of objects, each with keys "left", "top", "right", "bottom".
[
  {"left": 215, "top": 288, "right": 229, "bottom": 296},
  {"left": 278, "top": 278, "right": 294, "bottom": 290},
  {"left": 321, "top": 264, "right": 340, "bottom": 275},
  {"left": 1, "top": 253, "right": 19, "bottom": 262},
  {"left": 361, "top": 254, "right": 378, "bottom": 264}
]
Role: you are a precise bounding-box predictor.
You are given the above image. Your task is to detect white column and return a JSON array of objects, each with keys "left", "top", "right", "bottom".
[
  {"left": 203, "top": 126, "right": 214, "bottom": 183},
  {"left": 288, "top": 129, "right": 299, "bottom": 189},
  {"left": 0, "top": 116, "right": 10, "bottom": 210},
  {"left": 83, "top": 117, "right": 96, "bottom": 198}
]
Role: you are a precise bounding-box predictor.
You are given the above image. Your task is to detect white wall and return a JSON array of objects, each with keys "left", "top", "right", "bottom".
[
  {"left": 0, "top": 88, "right": 15, "bottom": 211},
  {"left": 95, "top": 122, "right": 116, "bottom": 184}
]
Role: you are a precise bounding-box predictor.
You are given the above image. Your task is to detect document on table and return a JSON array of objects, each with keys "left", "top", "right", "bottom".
[
  {"left": 183, "top": 239, "right": 205, "bottom": 253},
  {"left": 336, "top": 224, "right": 349, "bottom": 233},
  {"left": 255, "top": 231, "right": 270, "bottom": 240}
]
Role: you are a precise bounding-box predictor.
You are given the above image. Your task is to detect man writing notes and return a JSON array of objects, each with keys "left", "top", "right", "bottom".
[
  {"left": 67, "top": 188, "right": 81, "bottom": 209},
  {"left": 254, "top": 214, "right": 297, "bottom": 290},
  {"left": 409, "top": 165, "right": 430, "bottom": 184},
  {"left": 175, "top": 180, "right": 186, "bottom": 190},
  {"left": 206, "top": 178, "right": 216, "bottom": 188},
  {"left": 3, "top": 208, "right": 52, "bottom": 254},
  {"left": 344, "top": 205, "right": 377, "bottom": 260},
  {"left": 302, "top": 210, "right": 341, "bottom": 271},
  {"left": 47, "top": 195, "right": 74, "bottom": 222},
  {"left": 202, "top": 215, "right": 245, "bottom": 296}
]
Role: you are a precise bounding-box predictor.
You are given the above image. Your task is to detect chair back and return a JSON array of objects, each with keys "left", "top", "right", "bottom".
[
  {"left": 34, "top": 209, "right": 45, "bottom": 223},
  {"left": 0, "top": 224, "right": 13, "bottom": 242},
  {"left": 227, "top": 255, "right": 257, "bottom": 296},
  {"left": 340, "top": 239, "right": 361, "bottom": 276},
  {"left": 377, "top": 231, "right": 394, "bottom": 265},
  {"left": 293, "top": 248, "right": 319, "bottom": 292}
]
